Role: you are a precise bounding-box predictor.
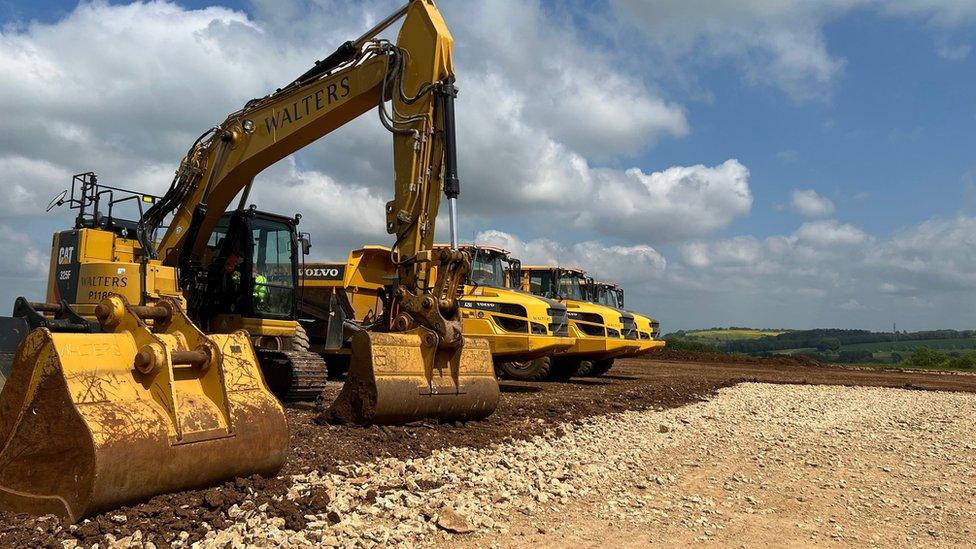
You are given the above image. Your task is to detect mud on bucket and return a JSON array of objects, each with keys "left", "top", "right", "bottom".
[
  {"left": 325, "top": 329, "right": 498, "bottom": 425},
  {"left": 0, "top": 326, "right": 288, "bottom": 522}
]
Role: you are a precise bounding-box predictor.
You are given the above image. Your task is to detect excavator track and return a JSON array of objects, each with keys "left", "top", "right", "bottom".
[{"left": 256, "top": 349, "right": 329, "bottom": 402}]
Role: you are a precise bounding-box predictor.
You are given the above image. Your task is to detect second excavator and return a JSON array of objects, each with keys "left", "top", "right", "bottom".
[{"left": 0, "top": 0, "right": 496, "bottom": 523}]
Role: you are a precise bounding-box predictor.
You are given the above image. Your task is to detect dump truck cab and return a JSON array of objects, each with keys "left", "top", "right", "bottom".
[
  {"left": 515, "top": 265, "right": 640, "bottom": 377},
  {"left": 587, "top": 280, "right": 665, "bottom": 357},
  {"left": 456, "top": 245, "right": 574, "bottom": 363}
]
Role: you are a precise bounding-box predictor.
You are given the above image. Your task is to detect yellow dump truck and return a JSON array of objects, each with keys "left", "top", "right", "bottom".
[
  {"left": 512, "top": 266, "right": 641, "bottom": 379},
  {"left": 584, "top": 279, "right": 665, "bottom": 374},
  {"left": 298, "top": 245, "right": 574, "bottom": 377}
]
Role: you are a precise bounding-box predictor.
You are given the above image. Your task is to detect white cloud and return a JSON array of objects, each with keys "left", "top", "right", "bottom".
[
  {"left": 680, "top": 236, "right": 762, "bottom": 268},
  {"left": 794, "top": 219, "right": 869, "bottom": 246},
  {"left": 474, "top": 230, "right": 666, "bottom": 286},
  {"left": 838, "top": 299, "right": 866, "bottom": 310},
  {"left": 0, "top": 226, "right": 47, "bottom": 278},
  {"left": 249, "top": 158, "right": 388, "bottom": 261},
  {"left": 936, "top": 42, "right": 971, "bottom": 60},
  {"left": 607, "top": 0, "right": 976, "bottom": 100},
  {"left": 787, "top": 189, "right": 836, "bottom": 217}
]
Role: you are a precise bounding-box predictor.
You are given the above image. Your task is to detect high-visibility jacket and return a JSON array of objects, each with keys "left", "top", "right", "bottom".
[{"left": 254, "top": 274, "right": 269, "bottom": 303}]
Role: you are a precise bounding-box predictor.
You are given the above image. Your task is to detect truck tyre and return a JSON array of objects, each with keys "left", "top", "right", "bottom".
[
  {"left": 589, "top": 358, "right": 614, "bottom": 377},
  {"left": 547, "top": 357, "right": 583, "bottom": 381},
  {"left": 498, "top": 356, "right": 552, "bottom": 381},
  {"left": 576, "top": 360, "right": 594, "bottom": 376}
]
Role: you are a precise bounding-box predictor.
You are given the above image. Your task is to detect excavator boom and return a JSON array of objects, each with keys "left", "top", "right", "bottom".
[{"left": 0, "top": 0, "right": 496, "bottom": 524}]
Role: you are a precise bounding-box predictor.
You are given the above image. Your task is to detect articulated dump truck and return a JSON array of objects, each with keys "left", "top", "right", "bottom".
[
  {"left": 0, "top": 0, "right": 497, "bottom": 523},
  {"left": 297, "top": 244, "right": 574, "bottom": 380},
  {"left": 512, "top": 266, "right": 642, "bottom": 379},
  {"left": 583, "top": 280, "right": 665, "bottom": 375}
]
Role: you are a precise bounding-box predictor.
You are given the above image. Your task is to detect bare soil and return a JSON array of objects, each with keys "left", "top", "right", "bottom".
[{"left": 3, "top": 353, "right": 976, "bottom": 547}]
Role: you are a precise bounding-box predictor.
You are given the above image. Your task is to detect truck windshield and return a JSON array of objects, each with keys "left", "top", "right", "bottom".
[
  {"left": 557, "top": 272, "right": 585, "bottom": 301},
  {"left": 528, "top": 271, "right": 558, "bottom": 298},
  {"left": 470, "top": 251, "right": 506, "bottom": 287},
  {"left": 595, "top": 287, "right": 619, "bottom": 308}
]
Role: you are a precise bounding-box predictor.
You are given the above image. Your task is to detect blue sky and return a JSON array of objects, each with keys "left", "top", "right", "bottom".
[{"left": 0, "top": 0, "right": 974, "bottom": 331}]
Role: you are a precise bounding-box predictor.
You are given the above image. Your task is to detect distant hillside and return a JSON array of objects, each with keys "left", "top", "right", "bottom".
[
  {"left": 664, "top": 327, "right": 976, "bottom": 365},
  {"left": 665, "top": 327, "right": 790, "bottom": 346}
]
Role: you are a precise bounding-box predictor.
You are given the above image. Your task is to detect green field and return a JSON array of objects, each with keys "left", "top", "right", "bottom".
[
  {"left": 682, "top": 329, "right": 786, "bottom": 341},
  {"left": 840, "top": 338, "right": 976, "bottom": 352}
]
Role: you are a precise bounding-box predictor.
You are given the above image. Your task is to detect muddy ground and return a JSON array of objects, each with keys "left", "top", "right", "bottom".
[{"left": 3, "top": 353, "right": 975, "bottom": 547}]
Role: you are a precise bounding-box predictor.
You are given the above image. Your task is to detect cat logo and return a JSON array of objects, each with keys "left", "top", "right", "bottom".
[{"left": 58, "top": 246, "right": 75, "bottom": 265}]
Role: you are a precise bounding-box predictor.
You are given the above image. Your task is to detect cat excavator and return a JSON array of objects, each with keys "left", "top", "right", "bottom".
[{"left": 0, "top": 0, "right": 496, "bottom": 523}]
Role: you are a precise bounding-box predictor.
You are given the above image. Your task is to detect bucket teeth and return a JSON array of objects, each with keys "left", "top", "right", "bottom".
[{"left": 324, "top": 330, "right": 498, "bottom": 425}]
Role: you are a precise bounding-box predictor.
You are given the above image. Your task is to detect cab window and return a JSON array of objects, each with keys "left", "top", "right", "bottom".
[{"left": 251, "top": 218, "right": 294, "bottom": 316}]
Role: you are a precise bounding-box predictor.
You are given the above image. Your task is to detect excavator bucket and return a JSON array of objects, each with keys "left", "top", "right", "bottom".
[
  {"left": 326, "top": 329, "right": 498, "bottom": 424},
  {"left": 0, "top": 317, "right": 28, "bottom": 391},
  {"left": 0, "top": 295, "right": 288, "bottom": 522}
]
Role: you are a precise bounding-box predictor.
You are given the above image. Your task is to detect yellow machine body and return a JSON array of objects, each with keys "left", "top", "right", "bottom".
[
  {"left": 45, "top": 228, "right": 298, "bottom": 342},
  {"left": 517, "top": 266, "right": 640, "bottom": 361},
  {"left": 458, "top": 284, "right": 574, "bottom": 362},
  {"left": 0, "top": 295, "right": 287, "bottom": 523},
  {"left": 586, "top": 280, "right": 666, "bottom": 358},
  {"left": 620, "top": 312, "right": 665, "bottom": 357},
  {"left": 45, "top": 228, "right": 183, "bottom": 316},
  {"left": 299, "top": 246, "right": 502, "bottom": 423},
  {"left": 300, "top": 246, "right": 573, "bottom": 363}
]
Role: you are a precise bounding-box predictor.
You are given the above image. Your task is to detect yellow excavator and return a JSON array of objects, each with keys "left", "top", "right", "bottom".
[
  {"left": 511, "top": 266, "right": 641, "bottom": 379},
  {"left": 298, "top": 244, "right": 574, "bottom": 379},
  {"left": 583, "top": 279, "right": 665, "bottom": 375},
  {"left": 0, "top": 0, "right": 496, "bottom": 522}
]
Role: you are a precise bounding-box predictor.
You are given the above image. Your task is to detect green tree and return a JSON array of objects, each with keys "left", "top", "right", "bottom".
[
  {"left": 906, "top": 347, "right": 948, "bottom": 369},
  {"left": 816, "top": 337, "right": 842, "bottom": 352},
  {"left": 948, "top": 351, "right": 976, "bottom": 369}
]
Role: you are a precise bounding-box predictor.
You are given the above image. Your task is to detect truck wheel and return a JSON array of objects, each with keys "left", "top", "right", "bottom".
[
  {"left": 498, "top": 356, "right": 552, "bottom": 381},
  {"left": 589, "top": 358, "right": 614, "bottom": 377},
  {"left": 576, "top": 360, "right": 594, "bottom": 376},
  {"left": 547, "top": 357, "right": 583, "bottom": 381}
]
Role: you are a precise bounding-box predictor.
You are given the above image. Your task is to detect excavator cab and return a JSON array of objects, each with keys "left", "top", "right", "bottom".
[{"left": 199, "top": 208, "right": 327, "bottom": 401}]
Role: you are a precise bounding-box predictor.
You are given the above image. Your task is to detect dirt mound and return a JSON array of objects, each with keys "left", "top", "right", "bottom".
[{"left": 645, "top": 348, "right": 822, "bottom": 368}]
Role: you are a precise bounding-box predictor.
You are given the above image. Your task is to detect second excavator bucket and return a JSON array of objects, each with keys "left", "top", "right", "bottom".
[
  {"left": 0, "top": 295, "right": 288, "bottom": 523},
  {"left": 326, "top": 329, "right": 498, "bottom": 424}
]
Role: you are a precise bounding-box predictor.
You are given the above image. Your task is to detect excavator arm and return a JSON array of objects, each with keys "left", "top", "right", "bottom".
[
  {"left": 140, "top": 0, "right": 494, "bottom": 424},
  {"left": 145, "top": 0, "right": 472, "bottom": 356}
]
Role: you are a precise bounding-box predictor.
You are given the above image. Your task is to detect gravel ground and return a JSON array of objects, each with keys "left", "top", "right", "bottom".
[
  {"left": 94, "top": 383, "right": 976, "bottom": 547},
  {"left": 4, "top": 358, "right": 976, "bottom": 547}
]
